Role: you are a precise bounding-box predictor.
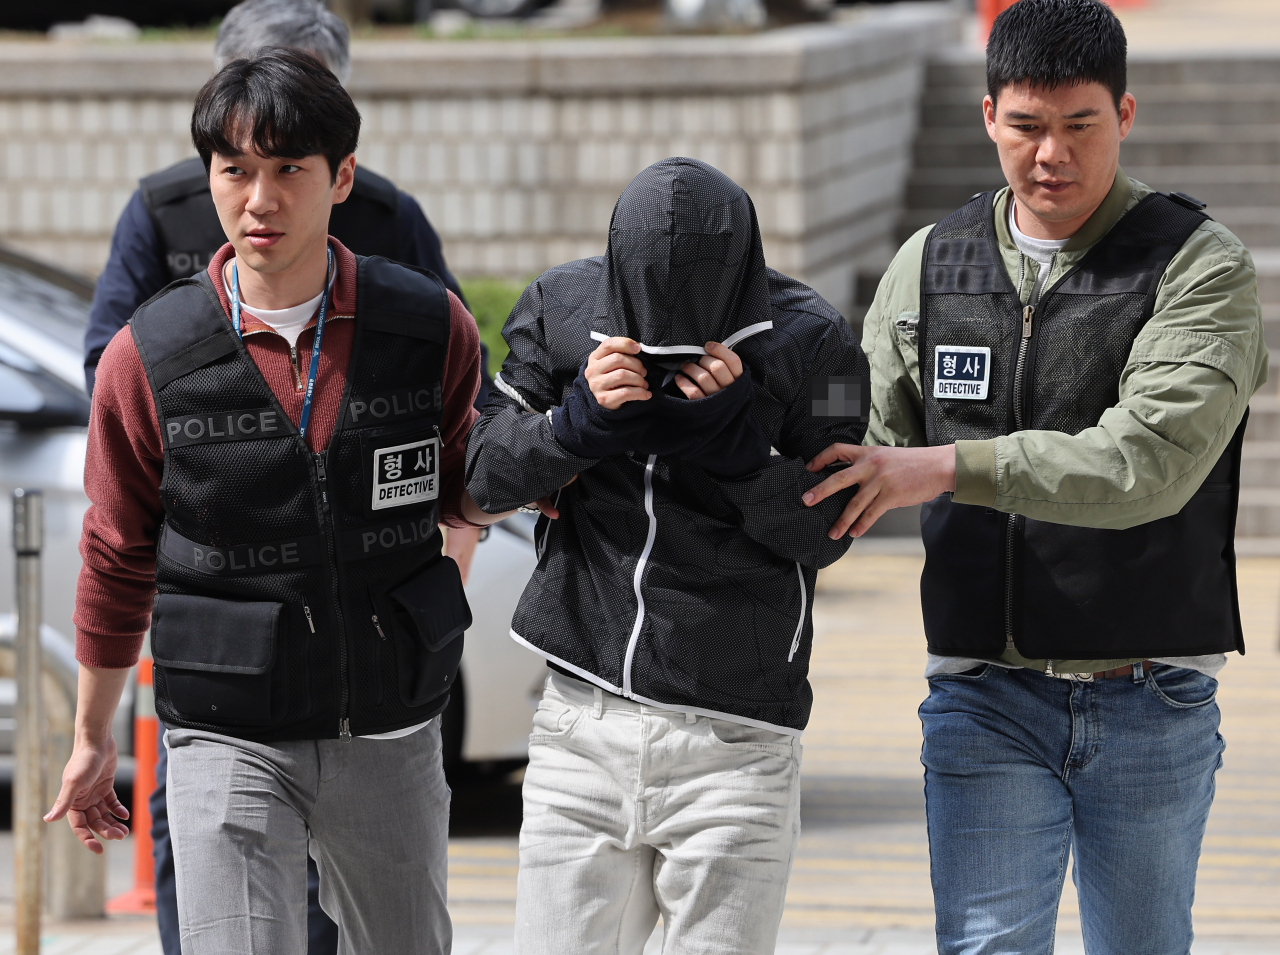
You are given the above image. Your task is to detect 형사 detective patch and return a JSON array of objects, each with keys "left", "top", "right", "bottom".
[
  {"left": 933, "top": 345, "right": 991, "bottom": 400},
  {"left": 371, "top": 437, "right": 440, "bottom": 510}
]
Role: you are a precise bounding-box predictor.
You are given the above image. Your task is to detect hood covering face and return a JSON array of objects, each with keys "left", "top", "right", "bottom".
[{"left": 592, "top": 158, "right": 773, "bottom": 355}]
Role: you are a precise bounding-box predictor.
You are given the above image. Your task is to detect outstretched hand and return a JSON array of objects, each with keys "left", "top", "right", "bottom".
[
  {"left": 45, "top": 733, "right": 129, "bottom": 855},
  {"left": 802, "top": 444, "right": 957, "bottom": 539}
]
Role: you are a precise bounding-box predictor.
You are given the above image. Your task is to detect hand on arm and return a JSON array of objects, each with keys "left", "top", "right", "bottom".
[
  {"left": 804, "top": 444, "right": 956, "bottom": 539},
  {"left": 45, "top": 664, "right": 132, "bottom": 854}
]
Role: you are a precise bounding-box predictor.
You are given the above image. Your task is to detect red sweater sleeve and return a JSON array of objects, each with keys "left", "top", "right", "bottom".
[
  {"left": 74, "top": 327, "right": 164, "bottom": 668},
  {"left": 437, "top": 290, "right": 482, "bottom": 528}
]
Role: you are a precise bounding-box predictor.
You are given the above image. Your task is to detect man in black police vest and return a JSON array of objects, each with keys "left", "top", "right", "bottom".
[
  {"left": 81, "top": 4, "right": 482, "bottom": 952},
  {"left": 803, "top": 1, "right": 1267, "bottom": 951},
  {"left": 49, "top": 50, "right": 519, "bottom": 954}
]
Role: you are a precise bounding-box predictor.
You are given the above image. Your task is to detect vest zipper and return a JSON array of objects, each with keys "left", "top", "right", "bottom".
[
  {"left": 313, "top": 450, "right": 352, "bottom": 740},
  {"left": 1004, "top": 253, "right": 1053, "bottom": 652},
  {"left": 303, "top": 605, "right": 315, "bottom": 633}
]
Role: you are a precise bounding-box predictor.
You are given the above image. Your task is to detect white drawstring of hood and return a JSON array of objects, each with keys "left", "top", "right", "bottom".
[{"left": 588, "top": 320, "right": 773, "bottom": 356}]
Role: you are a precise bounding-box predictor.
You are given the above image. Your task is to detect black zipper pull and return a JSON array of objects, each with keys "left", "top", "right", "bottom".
[
  {"left": 303, "top": 605, "right": 316, "bottom": 633},
  {"left": 372, "top": 614, "right": 387, "bottom": 640},
  {"left": 313, "top": 452, "right": 330, "bottom": 512}
]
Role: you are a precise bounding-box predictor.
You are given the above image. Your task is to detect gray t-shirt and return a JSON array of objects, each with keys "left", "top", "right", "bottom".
[{"left": 923, "top": 202, "right": 1226, "bottom": 681}]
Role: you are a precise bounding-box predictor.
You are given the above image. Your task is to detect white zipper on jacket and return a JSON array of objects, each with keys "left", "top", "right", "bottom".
[
  {"left": 622, "top": 454, "right": 659, "bottom": 698},
  {"left": 787, "top": 561, "right": 807, "bottom": 663}
]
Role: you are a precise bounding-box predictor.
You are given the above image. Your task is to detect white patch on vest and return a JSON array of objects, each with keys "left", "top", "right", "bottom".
[
  {"left": 372, "top": 437, "right": 440, "bottom": 510},
  {"left": 933, "top": 345, "right": 991, "bottom": 401}
]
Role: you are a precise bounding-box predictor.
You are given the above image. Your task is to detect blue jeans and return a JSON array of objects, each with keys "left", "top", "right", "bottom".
[
  {"left": 920, "top": 663, "right": 1223, "bottom": 955},
  {"left": 153, "top": 728, "right": 339, "bottom": 955}
]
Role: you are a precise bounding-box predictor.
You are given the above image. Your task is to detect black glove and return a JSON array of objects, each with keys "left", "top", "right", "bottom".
[
  {"left": 550, "top": 364, "right": 655, "bottom": 459},
  {"left": 670, "top": 370, "right": 771, "bottom": 478}
]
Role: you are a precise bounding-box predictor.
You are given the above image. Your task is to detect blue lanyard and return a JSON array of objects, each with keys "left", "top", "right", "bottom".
[{"left": 231, "top": 245, "right": 333, "bottom": 442}]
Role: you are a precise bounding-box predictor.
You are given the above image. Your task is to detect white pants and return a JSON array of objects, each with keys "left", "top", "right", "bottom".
[{"left": 515, "top": 672, "right": 802, "bottom": 955}]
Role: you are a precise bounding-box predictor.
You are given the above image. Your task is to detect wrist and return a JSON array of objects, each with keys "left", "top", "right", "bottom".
[
  {"left": 74, "top": 723, "right": 114, "bottom": 749},
  {"left": 939, "top": 444, "right": 957, "bottom": 492}
]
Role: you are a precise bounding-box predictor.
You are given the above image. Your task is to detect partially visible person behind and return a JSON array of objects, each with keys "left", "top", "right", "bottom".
[
  {"left": 79, "top": 5, "right": 483, "bottom": 952},
  {"left": 802, "top": 1, "right": 1266, "bottom": 952},
  {"left": 49, "top": 49, "right": 510, "bottom": 955},
  {"left": 467, "top": 157, "right": 868, "bottom": 955},
  {"left": 83, "top": 0, "right": 473, "bottom": 396}
]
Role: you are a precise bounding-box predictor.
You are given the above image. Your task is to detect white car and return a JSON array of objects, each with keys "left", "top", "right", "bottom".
[{"left": 0, "top": 244, "right": 545, "bottom": 774}]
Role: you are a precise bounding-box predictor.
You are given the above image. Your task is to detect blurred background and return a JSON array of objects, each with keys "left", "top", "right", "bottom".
[{"left": 0, "top": 0, "right": 1277, "bottom": 951}]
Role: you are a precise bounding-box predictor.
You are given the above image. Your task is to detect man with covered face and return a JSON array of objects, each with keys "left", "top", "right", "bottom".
[{"left": 466, "top": 157, "right": 868, "bottom": 954}]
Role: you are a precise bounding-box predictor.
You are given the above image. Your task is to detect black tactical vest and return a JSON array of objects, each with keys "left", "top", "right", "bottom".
[
  {"left": 132, "top": 255, "right": 470, "bottom": 742},
  {"left": 919, "top": 191, "right": 1245, "bottom": 661},
  {"left": 140, "top": 158, "right": 400, "bottom": 281}
]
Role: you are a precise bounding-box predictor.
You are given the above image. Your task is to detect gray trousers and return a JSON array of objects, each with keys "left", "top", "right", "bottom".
[{"left": 166, "top": 720, "right": 451, "bottom": 955}]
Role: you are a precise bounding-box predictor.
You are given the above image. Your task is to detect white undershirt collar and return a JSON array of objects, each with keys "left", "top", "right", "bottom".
[{"left": 222, "top": 259, "right": 336, "bottom": 349}]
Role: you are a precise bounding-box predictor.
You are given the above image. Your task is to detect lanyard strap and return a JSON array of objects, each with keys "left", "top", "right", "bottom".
[{"left": 230, "top": 245, "right": 334, "bottom": 441}]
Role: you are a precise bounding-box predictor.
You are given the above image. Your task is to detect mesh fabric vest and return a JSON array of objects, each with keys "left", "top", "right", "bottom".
[
  {"left": 918, "top": 191, "right": 1245, "bottom": 661},
  {"left": 132, "top": 255, "right": 461, "bottom": 742}
]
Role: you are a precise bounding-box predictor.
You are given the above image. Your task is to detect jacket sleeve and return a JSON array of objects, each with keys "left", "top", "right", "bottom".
[
  {"left": 717, "top": 318, "right": 869, "bottom": 569},
  {"left": 953, "top": 225, "right": 1268, "bottom": 529},
  {"left": 465, "top": 281, "right": 598, "bottom": 513},
  {"left": 860, "top": 227, "right": 931, "bottom": 449},
  {"left": 84, "top": 190, "right": 171, "bottom": 395}
]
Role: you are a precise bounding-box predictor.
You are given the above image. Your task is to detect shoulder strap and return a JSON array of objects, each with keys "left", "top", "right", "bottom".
[
  {"left": 921, "top": 191, "right": 1005, "bottom": 297},
  {"left": 358, "top": 256, "right": 450, "bottom": 344},
  {"left": 139, "top": 157, "right": 210, "bottom": 212},
  {"left": 1054, "top": 193, "right": 1209, "bottom": 308},
  {"left": 130, "top": 272, "right": 240, "bottom": 391}
]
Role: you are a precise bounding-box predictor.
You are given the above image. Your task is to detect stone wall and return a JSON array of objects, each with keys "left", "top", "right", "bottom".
[{"left": 0, "top": 2, "right": 959, "bottom": 318}]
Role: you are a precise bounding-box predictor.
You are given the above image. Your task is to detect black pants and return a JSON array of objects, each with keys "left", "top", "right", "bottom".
[{"left": 153, "top": 726, "right": 340, "bottom": 954}]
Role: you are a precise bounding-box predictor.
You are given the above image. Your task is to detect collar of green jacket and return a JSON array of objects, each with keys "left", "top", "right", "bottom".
[{"left": 993, "top": 166, "right": 1138, "bottom": 256}]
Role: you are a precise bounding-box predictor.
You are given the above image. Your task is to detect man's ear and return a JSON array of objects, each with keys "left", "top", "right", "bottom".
[
  {"left": 1117, "top": 92, "right": 1137, "bottom": 142},
  {"left": 332, "top": 154, "right": 356, "bottom": 205},
  {"left": 982, "top": 94, "right": 998, "bottom": 144}
]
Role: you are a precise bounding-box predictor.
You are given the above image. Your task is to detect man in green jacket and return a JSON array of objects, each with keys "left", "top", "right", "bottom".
[{"left": 803, "top": 0, "right": 1266, "bottom": 951}]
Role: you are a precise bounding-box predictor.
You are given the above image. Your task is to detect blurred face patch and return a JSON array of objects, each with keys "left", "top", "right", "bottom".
[
  {"left": 810, "top": 376, "right": 868, "bottom": 420},
  {"left": 933, "top": 346, "right": 991, "bottom": 400}
]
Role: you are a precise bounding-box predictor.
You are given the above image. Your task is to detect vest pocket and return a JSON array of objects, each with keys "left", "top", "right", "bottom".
[
  {"left": 371, "top": 556, "right": 471, "bottom": 708},
  {"left": 151, "top": 594, "right": 281, "bottom": 725}
]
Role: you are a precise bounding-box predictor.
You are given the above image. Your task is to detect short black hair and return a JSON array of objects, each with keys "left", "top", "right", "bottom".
[
  {"left": 987, "top": 0, "right": 1127, "bottom": 109},
  {"left": 191, "top": 47, "right": 360, "bottom": 183}
]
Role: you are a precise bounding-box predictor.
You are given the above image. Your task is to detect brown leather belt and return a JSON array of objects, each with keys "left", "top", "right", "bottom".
[{"left": 1046, "top": 661, "right": 1153, "bottom": 682}]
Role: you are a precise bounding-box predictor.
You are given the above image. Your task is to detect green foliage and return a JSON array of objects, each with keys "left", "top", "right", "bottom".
[{"left": 459, "top": 276, "right": 532, "bottom": 372}]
